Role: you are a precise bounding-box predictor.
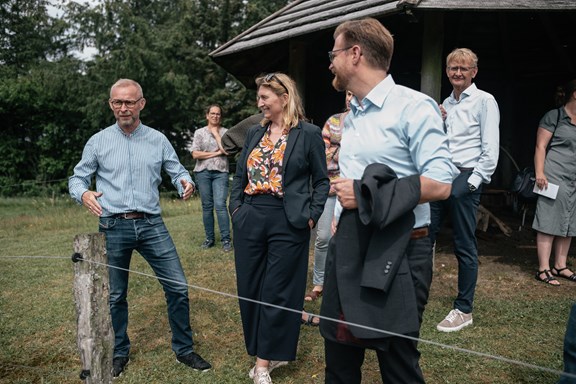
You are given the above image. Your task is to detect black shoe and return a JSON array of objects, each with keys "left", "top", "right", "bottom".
[
  {"left": 200, "top": 239, "right": 215, "bottom": 249},
  {"left": 222, "top": 241, "right": 233, "bottom": 252},
  {"left": 176, "top": 352, "right": 212, "bottom": 372},
  {"left": 112, "top": 356, "right": 130, "bottom": 378}
]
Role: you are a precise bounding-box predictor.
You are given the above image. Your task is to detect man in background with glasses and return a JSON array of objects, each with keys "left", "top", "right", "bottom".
[
  {"left": 430, "top": 48, "right": 500, "bottom": 333},
  {"left": 69, "top": 78, "right": 211, "bottom": 377}
]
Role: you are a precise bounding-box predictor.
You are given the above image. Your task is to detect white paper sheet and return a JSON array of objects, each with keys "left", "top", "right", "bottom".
[{"left": 533, "top": 182, "right": 559, "bottom": 199}]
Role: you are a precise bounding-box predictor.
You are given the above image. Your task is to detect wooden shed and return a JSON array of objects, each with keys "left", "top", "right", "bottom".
[{"left": 209, "top": 0, "right": 576, "bottom": 189}]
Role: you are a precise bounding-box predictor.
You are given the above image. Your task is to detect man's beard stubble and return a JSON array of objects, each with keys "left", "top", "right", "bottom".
[
  {"left": 332, "top": 74, "right": 347, "bottom": 92},
  {"left": 117, "top": 114, "right": 136, "bottom": 130}
]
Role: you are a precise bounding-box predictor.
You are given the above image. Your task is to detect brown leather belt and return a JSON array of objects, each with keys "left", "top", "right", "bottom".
[
  {"left": 410, "top": 226, "right": 429, "bottom": 240},
  {"left": 113, "top": 212, "right": 147, "bottom": 219}
]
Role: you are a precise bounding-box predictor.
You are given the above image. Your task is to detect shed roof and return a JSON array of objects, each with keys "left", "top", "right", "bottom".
[{"left": 210, "top": 0, "right": 576, "bottom": 59}]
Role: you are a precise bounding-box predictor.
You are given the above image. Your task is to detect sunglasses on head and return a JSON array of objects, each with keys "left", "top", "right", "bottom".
[{"left": 264, "top": 73, "right": 289, "bottom": 94}]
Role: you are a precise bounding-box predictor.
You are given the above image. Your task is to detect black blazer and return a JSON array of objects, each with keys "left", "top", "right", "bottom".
[
  {"left": 229, "top": 120, "right": 329, "bottom": 229},
  {"left": 320, "top": 164, "right": 422, "bottom": 340}
]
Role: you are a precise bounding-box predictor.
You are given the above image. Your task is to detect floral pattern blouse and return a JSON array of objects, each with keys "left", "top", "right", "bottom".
[
  {"left": 322, "top": 111, "right": 348, "bottom": 196},
  {"left": 244, "top": 126, "right": 289, "bottom": 198}
]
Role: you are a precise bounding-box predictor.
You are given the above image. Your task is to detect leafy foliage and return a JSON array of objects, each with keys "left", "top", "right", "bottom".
[{"left": 0, "top": 0, "right": 291, "bottom": 196}]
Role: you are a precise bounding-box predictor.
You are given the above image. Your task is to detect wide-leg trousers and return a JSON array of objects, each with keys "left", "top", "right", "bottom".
[{"left": 232, "top": 194, "right": 310, "bottom": 361}]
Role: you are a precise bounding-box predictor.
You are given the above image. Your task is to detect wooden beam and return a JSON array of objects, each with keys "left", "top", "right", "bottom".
[
  {"left": 398, "top": 0, "right": 422, "bottom": 7},
  {"left": 73, "top": 233, "right": 114, "bottom": 384},
  {"left": 420, "top": 12, "right": 444, "bottom": 102},
  {"left": 290, "top": 40, "right": 307, "bottom": 105}
]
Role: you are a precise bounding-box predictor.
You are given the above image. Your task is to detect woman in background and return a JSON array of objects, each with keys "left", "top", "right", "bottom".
[
  {"left": 302, "top": 91, "right": 353, "bottom": 326},
  {"left": 533, "top": 79, "right": 576, "bottom": 286}
]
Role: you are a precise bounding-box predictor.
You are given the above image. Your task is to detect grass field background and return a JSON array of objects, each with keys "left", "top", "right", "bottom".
[{"left": 0, "top": 196, "right": 574, "bottom": 383}]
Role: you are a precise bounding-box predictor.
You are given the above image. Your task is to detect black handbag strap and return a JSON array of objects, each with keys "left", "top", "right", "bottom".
[{"left": 546, "top": 107, "right": 562, "bottom": 153}]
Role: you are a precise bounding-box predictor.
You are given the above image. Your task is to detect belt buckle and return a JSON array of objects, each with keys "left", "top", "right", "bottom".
[
  {"left": 411, "top": 227, "right": 429, "bottom": 240},
  {"left": 118, "top": 212, "right": 144, "bottom": 219}
]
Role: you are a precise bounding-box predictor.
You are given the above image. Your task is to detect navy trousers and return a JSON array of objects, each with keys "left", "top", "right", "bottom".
[
  {"left": 429, "top": 169, "right": 482, "bottom": 314},
  {"left": 232, "top": 194, "right": 310, "bottom": 361}
]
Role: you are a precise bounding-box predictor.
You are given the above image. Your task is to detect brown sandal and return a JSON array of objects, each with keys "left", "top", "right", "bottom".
[
  {"left": 535, "top": 269, "right": 560, "bottom": 286},
  {"left": 304, "top": 290, "right": 323, "bottom": 302},
  {"left": 551, "top": 267, "right": 576, "bottom": 282}
]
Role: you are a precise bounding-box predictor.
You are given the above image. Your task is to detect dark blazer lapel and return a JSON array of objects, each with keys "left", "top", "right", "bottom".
[
  {"left": 282, "top": 121, "right": 301, "bottom": 170},
  {"left": 246, "top": 125, "right": 267, "bottom": 153}
]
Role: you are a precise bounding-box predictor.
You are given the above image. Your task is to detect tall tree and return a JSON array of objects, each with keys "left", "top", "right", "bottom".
[
  {"left": 0, "top": 0, "right": 85, "bottom": 195},
  {"left": 64, "top": 0, "right": 291, "bottom": 154},
  {"left": 0, "top": 0, "right": 292, "bottom": 196}
]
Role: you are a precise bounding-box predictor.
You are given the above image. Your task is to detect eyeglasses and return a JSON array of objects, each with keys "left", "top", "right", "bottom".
[
  {"left": 109, "top": 97, "right": 143, "bottom": 109},
  {"left": 328, "top": 46, "right": 353, "bottom": 62},
  {"left": 264, "top": 73, "right": 289, "bottom": 94},
  {"left": 447, "top": 66, "right": 476, "bottom": 73}
]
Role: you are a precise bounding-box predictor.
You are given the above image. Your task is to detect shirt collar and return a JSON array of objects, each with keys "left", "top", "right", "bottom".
[
  {"left": 114, "top": 122, "right": 143, "bottom": 136},
  {"left": 350, "top": 75, "right": 395, "bottom": 115},
  {"left": 449, "top": 82, "right": 478, "bottom": 103}
]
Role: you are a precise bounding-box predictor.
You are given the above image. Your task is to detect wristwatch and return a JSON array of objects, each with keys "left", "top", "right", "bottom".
[{"left": 468, "top": 183, "right": 477, "bottom": 192}]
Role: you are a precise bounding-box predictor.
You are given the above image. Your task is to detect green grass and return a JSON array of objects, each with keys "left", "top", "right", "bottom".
[{"left": 0, "top": 197, "right": 573, "bottom": 383}]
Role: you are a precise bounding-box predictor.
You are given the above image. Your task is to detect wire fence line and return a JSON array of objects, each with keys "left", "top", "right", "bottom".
[
  {"left": 0, "top": 178, "right": 69, "bottom": 189},
  {"left": 1, "top": 254, "right": 575, "bottom": 381}
]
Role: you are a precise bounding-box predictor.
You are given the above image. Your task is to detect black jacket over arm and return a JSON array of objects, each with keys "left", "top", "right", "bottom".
[
  {"left": 229, "top": 120, "right": 329, "bottom": 229},
  {"left": 321, "top": 163, "right": 422, "bottom": 340}
]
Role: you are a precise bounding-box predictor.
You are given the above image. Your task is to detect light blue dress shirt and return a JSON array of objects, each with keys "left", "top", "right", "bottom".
[
  {"left": 69, "top": 123, "right": 193, "bottom": 216},
  {"left": 442, "top": 82, "right": 500, "bottom": 188},
  {"left": 335, "top": 75, "right": 459, "bottom": 228}
]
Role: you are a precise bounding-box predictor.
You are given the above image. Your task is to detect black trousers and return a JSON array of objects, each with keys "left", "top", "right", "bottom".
[
  {"left": 324, "top": 336, "right": 425, "bottom": 384},
  {"left": 323, "top": 237, "right": 431, "bottom": 384},
  {"left": 233, "top": 194, "right": 310, "bottom": 361}
]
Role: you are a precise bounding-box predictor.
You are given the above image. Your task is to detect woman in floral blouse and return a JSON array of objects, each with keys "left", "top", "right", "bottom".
[{"left": 229, "top": 72, "right": 329, "bottom": 384}]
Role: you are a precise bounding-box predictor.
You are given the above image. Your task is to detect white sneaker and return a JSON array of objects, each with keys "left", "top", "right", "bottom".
[
  {"left": 436, "top": 309, "right": 473, "bottom": 332},
  {"left": 252, "top": 368, "right": 272, "bottom": 384},
  {"left": 248, "top": 361, "right": 288, "bottom": 379}
]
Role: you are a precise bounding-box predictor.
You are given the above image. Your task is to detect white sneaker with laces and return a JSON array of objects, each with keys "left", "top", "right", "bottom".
[
  {"left": 248, "top": 361, "right": 288, "bottom": 379},
  {"left": 436, "top": 309, "right": 473, "bottom": 332},
  {"left": 252, "top": 368, "right": 272, "bottom": 384}
]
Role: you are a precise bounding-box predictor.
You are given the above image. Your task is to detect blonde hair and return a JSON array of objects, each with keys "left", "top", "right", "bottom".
[
  {"left": 446, "top": 48, "right": 478, "bottom": 67},
  {"left": 255, "top": 72, "right": 305, "bottom": 130},
  {"left": 110, "top": 79, "right": 143, "bottom": 98},
  {"left": 334, "top": 18, "right": 394, "bottom": 71}
]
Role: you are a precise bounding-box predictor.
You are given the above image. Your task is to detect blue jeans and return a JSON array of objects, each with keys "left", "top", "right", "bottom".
[
  {"left": 99, "top": 215, "right": 194, "bottom": 357},
  {"left": 194, "top": 170, "right": 231, "bottom": 243},
  {"left": 312, "top": 196, "right": 336, "bottom": 286},
  {"left": 429, "top": 170, "right": 482, "bottom": 314}
]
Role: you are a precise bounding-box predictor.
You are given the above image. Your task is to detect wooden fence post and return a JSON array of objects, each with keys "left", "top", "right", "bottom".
[{"left": 73, "top": 233, "right": 114, "bottom": 384}]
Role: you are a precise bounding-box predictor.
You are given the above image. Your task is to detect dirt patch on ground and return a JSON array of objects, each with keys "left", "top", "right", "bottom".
[{"left": 433, "top": 206, "right": 576, "bottom": 300}]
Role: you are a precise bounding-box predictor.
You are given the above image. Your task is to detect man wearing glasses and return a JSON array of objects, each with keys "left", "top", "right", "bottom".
[
  {"left": 69, "top": 79, "right": 211, "bottom": 377},
  {"left": 430, "top": 48, "right": 500, "bottom": 333},
  {"left": 321, "top": 18, "right": 457, "bottom": 383}
]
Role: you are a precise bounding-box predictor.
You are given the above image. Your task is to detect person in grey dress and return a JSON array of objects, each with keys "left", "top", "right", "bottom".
[{"left": 533, "top": 79, "right": 576, "bottom": 286}]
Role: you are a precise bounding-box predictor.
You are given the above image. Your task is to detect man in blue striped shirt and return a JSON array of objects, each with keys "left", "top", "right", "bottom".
[{"left": 69, "top": 79, "right": 211, "bottom": 377}]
